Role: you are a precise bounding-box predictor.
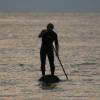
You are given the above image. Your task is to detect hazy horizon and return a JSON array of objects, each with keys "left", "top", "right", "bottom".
[{"left": 0, "top": 0, "right": 100, "bottom": 12}]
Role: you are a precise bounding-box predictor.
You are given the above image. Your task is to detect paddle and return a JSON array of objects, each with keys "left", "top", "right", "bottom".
[{"left": 53, "top": 46, "right": 69, "bottom": 80}]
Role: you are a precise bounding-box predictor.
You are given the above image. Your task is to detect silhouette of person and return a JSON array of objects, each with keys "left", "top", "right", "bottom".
[{"left": 38, "top": 23, "right": 59, "bottom": 76}]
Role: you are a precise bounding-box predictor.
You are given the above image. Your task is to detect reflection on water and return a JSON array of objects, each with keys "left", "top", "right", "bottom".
[
  {"left": 39, "top": 82, "right": 58, "bottom": 90},
  {"left": 0, "top": 12, "right": 100, "bottom": 100},
  {"left": 38, "top": 75, "right": 60, "bottom": 90}
]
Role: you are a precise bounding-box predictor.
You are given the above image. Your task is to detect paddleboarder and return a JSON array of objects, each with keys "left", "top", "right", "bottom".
[{"left": 38, "top": 23, "right": 59, "bottom": 76}]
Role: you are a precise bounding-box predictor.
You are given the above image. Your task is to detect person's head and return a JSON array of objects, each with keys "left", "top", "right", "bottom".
[{"left": 47, "top": 23, "right": 54, "bottom": 31}]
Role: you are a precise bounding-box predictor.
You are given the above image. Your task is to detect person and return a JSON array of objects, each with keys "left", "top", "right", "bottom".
[{"left": 38, "top": 23, "right": 59, "bottom": 76}]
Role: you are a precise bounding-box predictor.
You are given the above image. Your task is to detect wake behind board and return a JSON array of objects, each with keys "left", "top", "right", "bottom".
[{"left": 39, "top": 75, "right": 60, "bottom": 83}]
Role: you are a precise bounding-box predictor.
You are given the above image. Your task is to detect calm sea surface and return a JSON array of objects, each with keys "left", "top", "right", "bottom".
[{"left": 0, "top": 12, "right": 100, "bottom": 100}]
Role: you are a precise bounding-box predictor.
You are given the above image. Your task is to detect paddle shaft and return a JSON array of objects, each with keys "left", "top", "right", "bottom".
[{"left": 53, "top": 46, "right": 68, "bottom": 80}]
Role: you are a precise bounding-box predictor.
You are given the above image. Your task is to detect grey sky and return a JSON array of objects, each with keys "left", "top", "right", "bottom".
[{"left": 0, "top": 0, "right": 100, "bottom": 12}]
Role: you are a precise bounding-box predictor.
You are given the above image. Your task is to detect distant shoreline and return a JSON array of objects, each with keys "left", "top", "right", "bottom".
[
  {"left": 0, "top": 11, "right": 100, "bottom": 16},
  {"left": 0, "top": 11, "right": 100, "bottom": 14}
]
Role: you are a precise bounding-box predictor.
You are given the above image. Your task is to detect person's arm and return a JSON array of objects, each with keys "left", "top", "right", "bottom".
[
  {"left": 38, "top": 30, "right": 46, "bottom": 38},
  {"left": 55, "top": 34, "right": 59, "bottom": 56},
  {"left": 38, "top": 31, "right": 43, "bottom": 38},
  {"left": 38, "top": 32, "right": 42, "bottom": 38}
]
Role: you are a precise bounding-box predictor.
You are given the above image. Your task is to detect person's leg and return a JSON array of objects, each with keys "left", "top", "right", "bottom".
[
  {"left": 47, "top": 50, "right": 55, "bottom": 76},
  {"left": 40, "top": 48, "right": 46, "bottom": 76}
]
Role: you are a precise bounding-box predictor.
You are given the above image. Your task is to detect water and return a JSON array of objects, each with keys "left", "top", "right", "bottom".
[{"left": 0, "top": 12, "right": 100, "bottom": 100}]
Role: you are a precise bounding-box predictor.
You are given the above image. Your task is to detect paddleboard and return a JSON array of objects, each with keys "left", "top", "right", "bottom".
[{"left": 39, "top": 74, "right": 60, "bottom": 83}]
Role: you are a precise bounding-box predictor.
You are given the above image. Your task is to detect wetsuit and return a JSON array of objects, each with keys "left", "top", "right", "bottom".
[{"left": 39, "top": 29, "right": 58, "bottom": 76}]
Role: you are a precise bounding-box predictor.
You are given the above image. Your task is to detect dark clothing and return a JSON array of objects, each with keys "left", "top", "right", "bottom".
[
  {"left": 39, "top": 29, "right": 58, "bottom": 75},
  {"left": 39, "top": 30, "right": 58, "bottom": 49},
  {"left": 40, "top": 47, "right": 54, "bottom": 67}
]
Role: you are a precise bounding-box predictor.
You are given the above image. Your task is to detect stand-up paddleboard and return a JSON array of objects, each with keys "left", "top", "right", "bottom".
[{"left": 39, "top": 74, "right": 60, "bottom": 83}]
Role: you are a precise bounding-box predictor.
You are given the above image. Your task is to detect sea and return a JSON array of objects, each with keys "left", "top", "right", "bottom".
[{"left": 0, "top": 12, "right": 100, "bottom": 100}]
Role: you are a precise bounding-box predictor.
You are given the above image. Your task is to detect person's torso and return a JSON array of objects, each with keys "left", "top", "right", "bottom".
[{"left": 41, "top": 30, "right": 56, "bottom": 49}]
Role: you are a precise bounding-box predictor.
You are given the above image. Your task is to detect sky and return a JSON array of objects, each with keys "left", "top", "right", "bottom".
[{"left": 0, "top": 0, "right": 100, "bottom": 12}]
